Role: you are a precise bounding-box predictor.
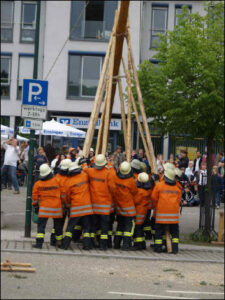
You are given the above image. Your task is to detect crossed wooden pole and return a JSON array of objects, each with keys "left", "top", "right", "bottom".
[{"left": 82, "top": 2, "right": 157, "bottom": 173}]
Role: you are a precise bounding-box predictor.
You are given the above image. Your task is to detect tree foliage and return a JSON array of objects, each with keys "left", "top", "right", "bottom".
[{"left": 135, "top": 1, "right": 224, "bottom": 141}]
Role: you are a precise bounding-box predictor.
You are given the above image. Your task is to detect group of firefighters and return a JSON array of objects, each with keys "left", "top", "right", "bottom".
[{"left": 32, "top": 152, "right": 182, "bottom": 254}]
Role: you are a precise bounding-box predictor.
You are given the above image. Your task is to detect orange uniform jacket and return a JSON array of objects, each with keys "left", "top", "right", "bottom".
[
  {"left": 32, "top": 177, "right": 63, "bottom": 219},
  {"left": 151, "top": 180, "right": 181, "bottom": 224},
  {"left": 55, "top": 173, "right": 68, "bottom": 206},
  {"left": 64, "top": 171, "right": 93, "bottom": 218},
  {"left": 113, "top": 174, "right": 138, "bottom": 217},
  {"left": 106, "top": 163, "right": 117, "bottom": 213},
  {"left": 85, "top": 166, "right": 114, "bottom": 215},
  {"left": 134, "top": 187, "right": 152, "bottom": 225}
]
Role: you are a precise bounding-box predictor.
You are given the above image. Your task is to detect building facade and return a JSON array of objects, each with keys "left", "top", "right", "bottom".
[
  {"left": 2, "top": 1, "right": 220, "bottom": 157},
  {"left": 1, "top": 0, "right": 141, "bottom": 151}
]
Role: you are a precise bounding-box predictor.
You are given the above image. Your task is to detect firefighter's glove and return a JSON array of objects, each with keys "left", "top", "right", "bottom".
[
  {"left": 151, "top": 174, "right": 159, "bottom": 183},
  {"left": 78, "top": 157, "right": 90, "bottom": 165},
  {"left": 64, "top": 207, "right": 70, "bottom": 217},
  {"left": 33, "top": 205, "right": 39, "bottom": 214}
]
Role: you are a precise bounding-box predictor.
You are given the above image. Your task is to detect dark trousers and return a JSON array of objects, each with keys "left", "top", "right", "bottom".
[
  {"left": 72, "top": 218, "right": 83, "bottom": 241},
  {"left": 133, "top": 224, "right": 146, "bottom": 249},
  {"left": 142, "top": 209, "right": 152, "bottom": 239},
  {"left": 64, "top": 215, "right": 92, "bottom": 249},
  {"left": 36, "top": 217, "right": 63, "bottom": 246},
  {"left": 155, "top": 223, "right": 179, "bottom": 253},
  {"left": 50, "top": 213, "right": 66, "bottom": 245},
  {"left": 114, "top": 215, "right": 135, "bottom": 249},
  {"left": 91, "top": 214, "right": 110, "bottom": 248}
]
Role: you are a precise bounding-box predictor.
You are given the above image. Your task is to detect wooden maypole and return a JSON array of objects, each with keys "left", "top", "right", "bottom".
[{"left": 82, "top": 0, "right": 157, "bottom": 174}]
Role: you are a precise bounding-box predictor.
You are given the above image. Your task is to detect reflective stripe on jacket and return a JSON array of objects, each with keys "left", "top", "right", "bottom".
[
  {"left": 151, "top": 180, "right": 181, "bottom": 224},
  {"left": 134, "top": 188, "right": 152, "bottom": 225},
  {"left": 84, "top": 167, "right": 114, "bottom": 215},
  {"left": 113, "top": 174, "right": 138, "bottom": 217},
  {"left": 32, "top": 177, "right": 63, "bottom": 218},
  {"left": 64, "top": 171, "right": 93, "bottom": 217}
]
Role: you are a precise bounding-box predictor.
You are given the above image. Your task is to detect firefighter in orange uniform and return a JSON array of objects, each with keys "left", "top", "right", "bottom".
[
  {"left": 32, "top": 164, "right": 63, "bottom": 249},
  {"left": 85, "top": 154, "right": 114, "bottom": 250},
  {"left": 106, "top": 159, "right": 117, "bottom": 248},
  {"left": 133, "top": 172, "right": 152, "bottom": 250},
  {"left": 113, "top": 161, "right": 138, "bottom": 250},
  {"left": 62, "top": 162, "right": 93, "bottom": 250},
  {"left": 50, "top": 159, "right": 71, "bottom": 246},
  {"left": 151, "top": 163, "right": 182, "bottom": 254}
]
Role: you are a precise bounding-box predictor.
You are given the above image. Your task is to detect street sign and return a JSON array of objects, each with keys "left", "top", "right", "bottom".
[
  {"left": 21, "top": 105, "right": 47, "bottom": 119},
  {"left": 24, "top": 118, "right": 43, "bottom": 130},
  {"left": 22, "top": 79, "right": 48, "bottom": 106}
]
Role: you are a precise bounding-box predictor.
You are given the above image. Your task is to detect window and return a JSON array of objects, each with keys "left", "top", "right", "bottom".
[
  {"left": 151, "top": 6, "right": 168, "bottom": 48},
  {"left": 68, "top": 53, "right": 104, "bottom": 99},
  {"left": 175, "top": 5, "right": 192, "bottom": 26},
  {"left": 17, "top": 55, "right": 34, "bottom": 99},
  {"left": 20, "top": 1, "right": 37, "bottom": 43},
  {"left": 70, "top": 1, "right": 118, "bottom": 41},
  {"left": 1, "top": 1, "right": 14, "bottom": 42},
  {"left": 0, "top": 116, "right": 10, "bottom": 127},
  {"left": 1, "top": 56, "right": 11, "bottom": 99}
]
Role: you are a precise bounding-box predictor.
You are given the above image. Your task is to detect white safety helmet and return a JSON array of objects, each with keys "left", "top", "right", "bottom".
[
  {"left": 131, "top": 159, "right": 141, "bottom": 170},
  {"left": 120, "top": 161, "right": 131, "bottom": 175},
  {"left": 175, "top": 168, "right": 182, "bottom": 178},
  {"left": 59, "top": 158, "right": 72, "bottom": 170},
  {"left": 90, "top": 148, "right": 94, "bottom": 153},
  {"left": 95, "top": 154, "right": 107, "bottom": 167},
  {"left": 138, "top": 172, "right": 149, "bottom": 183},
  {"left": 39, "top": 164, "right": 52, "bottom": 178},
  {"left": 163, "top": 163, "right": 176, "bottom": 181},
  {"left": 69, "top": 162, "right": 81, "bottom": 172},
  {"left": 140, "top": 162, "right": 147, "bottom": 172}
]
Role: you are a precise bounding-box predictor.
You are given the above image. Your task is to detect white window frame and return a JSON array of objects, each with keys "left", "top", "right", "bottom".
[
  {"left": 151, "top": 7, "right": 168, "bottom": 48},
  {"left": 17, "top": 55, "right": 34, "bottom": 99},
  {"left": 21, "top": 1, "right": 37, "bottom": 30},
  {"left": 175, "top": 6, "right": 191, "bottom": 26},
  {"left": 81, "top": 56, "right": 102, "bottom": 97},
  {"left": 1, "top": 1, "right": 14, "bottom": 28},
  {"left": 1, "top": 56, "right": 11, "bottom": 85}
]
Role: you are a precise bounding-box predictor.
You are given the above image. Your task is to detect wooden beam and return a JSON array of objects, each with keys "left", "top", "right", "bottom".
[
  {"left": 82, "top": 14, "right": 115, "bottom": 157},
  {"left": 118, "top": 77, "right": 128, "bottom": 156},
  {"left": 126, "top": 49, "right": 132, "bottom": 162},
  {"left": 126, "top": 26, "right": 157, "bottom": 173},
  {"left": 102, "top": 32, "right": 117, "bottom": 155},
  {"left": 121, "top": 57, "right": 151, "bottom": 165},
  {"left": 103, "top": 1, "right": 130, "bottom": 149},
  {"left": 1, "top": 267, "right": 36, "bottom": 272}
]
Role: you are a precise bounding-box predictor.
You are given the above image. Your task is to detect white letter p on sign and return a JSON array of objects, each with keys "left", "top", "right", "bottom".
[{"left": 28, "top": 83, "right": 42, "bottom": 102}]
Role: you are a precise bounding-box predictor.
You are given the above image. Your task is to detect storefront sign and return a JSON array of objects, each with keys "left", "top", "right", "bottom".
[
  {"left": 176, "top": 146, "right": 197, "bottom": 161},
  {"left": 57, "top": 116, "right": 121, "bottom": 131}
]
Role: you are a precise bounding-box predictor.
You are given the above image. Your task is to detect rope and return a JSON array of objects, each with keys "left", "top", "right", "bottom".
[{"left": 44, "top": 1, "right": 90, "bottom": 80}]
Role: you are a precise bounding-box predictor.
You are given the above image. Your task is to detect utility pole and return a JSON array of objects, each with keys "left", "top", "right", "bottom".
[{"left": 24, "top": 0, "right": 41, "bottom": 237}]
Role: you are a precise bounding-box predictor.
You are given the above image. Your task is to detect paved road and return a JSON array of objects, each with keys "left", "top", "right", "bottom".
[
  {"left": 1, "top": 187, "right": 224, "bottom": 237},
  {"left": 1, "top": 252, "right": 224, "bottom": 299}
]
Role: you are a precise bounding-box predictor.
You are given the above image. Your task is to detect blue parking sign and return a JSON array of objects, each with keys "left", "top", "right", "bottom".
[{"left": 22, "top": 79, "right": 48, "bottom": 106}]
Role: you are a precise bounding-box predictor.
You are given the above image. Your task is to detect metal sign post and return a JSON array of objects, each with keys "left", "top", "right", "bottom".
[{"left": 24, "top": 0, "right": 41, "bottom": 238}]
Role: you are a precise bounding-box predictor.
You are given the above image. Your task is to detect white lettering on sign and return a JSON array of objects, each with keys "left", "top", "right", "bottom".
[
  {"left": 56, "top": 116, "right": 121, "bottom": 131},
  {"left": 28, "top": 83, "right": 43, "bottom": 102}
]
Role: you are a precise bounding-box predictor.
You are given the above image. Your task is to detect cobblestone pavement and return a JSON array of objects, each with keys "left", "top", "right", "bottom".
[{"left": 1, "top": 239, "right": 224, "bottom": 264}]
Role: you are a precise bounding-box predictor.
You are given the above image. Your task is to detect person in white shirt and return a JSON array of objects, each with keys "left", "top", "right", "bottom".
[
  {"left": 1, "top": 137, "right": 20, "bottom": 194},
  {"left": 185, "top": 161, "right": 194, "bottom": 181},
  {"left": 197, "top": 162, "right": 207, "bottom": 206}
]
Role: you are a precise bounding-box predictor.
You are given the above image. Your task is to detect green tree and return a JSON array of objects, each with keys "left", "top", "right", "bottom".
[{"left": 135, "top": 2, "right": 224, "bottom": 239}]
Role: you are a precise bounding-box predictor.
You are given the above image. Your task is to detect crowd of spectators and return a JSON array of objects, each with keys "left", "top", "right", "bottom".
[{"left": 1, "top": 138, "right": 224, "bottom": 208}]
